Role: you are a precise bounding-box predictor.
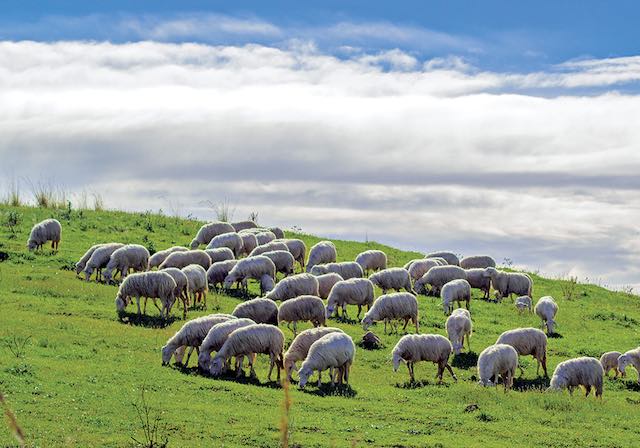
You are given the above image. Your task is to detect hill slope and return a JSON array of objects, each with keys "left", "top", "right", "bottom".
[{"left": 1, "top": 205, "right": 639, "bottom": 447}]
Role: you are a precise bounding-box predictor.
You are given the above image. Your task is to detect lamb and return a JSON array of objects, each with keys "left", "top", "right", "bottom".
[
  {"left": 326, "top": 278, "right": 375, "bottom": 319},
  {"left": 618, "top": 348, "right": 640, "bottom": 383},
  {"left": 600, "top": 351, "right": 623, "bottom": 378},
  {"left": 407, "top": 259, "right": 441, "bottom": 282},
  {"left": 535, "top": 296, "right": 558, "bottom": 334},
  {"left": 311, "top": 262, "right": 364, "bottom": 280},
  {"left": 232, "top": 298, "right": 279, "bottom": 325},
  {"left": 414, "top": 266, "right": 467, "bottom": 296},
  {"left": 361, "top": 292, "right": 419, "bottom": 334},
  {"left": 210, "top": 324, "right": 285, "bottom": 381},
  {"left": 249, "top": 241, "right": 289, "bottom": 257},
  {"left": 477, "top": 344, "right": 519, "bottom": 391},
  {"left": 460, "top": 255, "right": 496, "bottom": 269},
  {"left": 190, "top": 221, "right": 235, "bottom": 248},
  {"left": 222, "top": 256, "right": 276, "bottom": 295},
  {"left": 464, "top": 268, "right": 491, "bottom": 300},
  {"left": 441, "top": 279, "right": 472, "bottom": 315},
  {"left": 75, "top": 243, "right": 106, "bottom": 275},
  {"left": 277, "top": 295, "right": 326, "bottom": 336},
  {"left": 255, "top": 231, "right": 277, "bottom": 246},
  {"left": 316, "top": 273, "right": 344, "bottom": 299},
  {"left": 231, "top": 220, "right": 258, "bottom": 232},
  {"left": 298, "top": 332, "right": 356, "bottom": 388},
  {"left": 206, "top": 232, "right": 243, "bottom": 257},
  {"left": 355, "top": 250, "right": 388, "bottom": 275},
  {"left": 392, "top": 334, "right": 457, "bottom": 383},
  {"left": 446, "top": 309, "right": 472, "bottom": 355},
  {"left": 197, "top": 318, "right": 256, "bottom": 371},
  {"left": 83, "top": 243, "right": 124, "bottom": 281},
  {"left": 160, "top": 267, "right": 189, "bottom": 318},
  {"left": 306, "top": 241, "right": 337, "bottom": 272},
  {"left": 368, "top": 268, "right": 414, "bottom": 294},
  {"left": 207, "top": 260, "right": 238, "bottom": 291},
  {"left": 265, "top": 273, "right": 319, "bottom": 302},
  {"left": 159, "top": 250, "right": 212, "bottom": 270},
  {"left": 277, "top": 239, "right": 307, "bottom": 270},
  {"left": 115, "top": 271, "right": 177, "bottom": 318},
  {"left": 284, "top": 327, "right": 345, "bottom": 381},
  {"left": 103, "top": 244, "right": 150, "bottom": 283},
  {"left": 204, "top": 247, "right": 235, "bottom": 263},
  {"left": 27, "top": 218, "right": 62, "bottom": 251},
  {"left": 260, "top": 250, "right": 295, "bottom": 277},
  {"left": 548, "top": 357, "right": 604, "bottom": 397},
  {"left": 483, "top": 267, "right": 532, "bottom": 301},
  {"left": 515, "top": 295, "right": 533, "bottom": 313},
  {"left": 425, "top": 251, "right": 459, "bottom": 266},
  {"left": 239, "top": 233, "right": 258, "bottom": 256},
  {"left": 182, "top": 264, "right": 208, "bottom": 308},
  {"left": 149, "top": 246, "right": 188, "bottom": 269},
  {"left": 496, "top": 328, "right": 548, "bottom": 377},
  {"left": 268, "top": 226, "right": 285, "bottom": 239},
  {"left": 161, "top": 313, "right": 236, "bottom": 366}
]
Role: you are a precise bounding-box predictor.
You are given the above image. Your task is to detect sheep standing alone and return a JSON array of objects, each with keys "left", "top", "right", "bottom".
[
  {"left": 75, "top": 244, "right": 105, "bottom": 275},
  {"left": 496, "top": 328, "right": 548, "bottom": 377},
  {"left": 464, "top": 268, "right": 491, "bottom": 299},
  {"left": 207, "top": 260, "right": 238, "bottom": 291},
  {"left": 600, "top": 351, "right": 623, "bottom": 378},
  {"left": 407, "top": 259, "right": 441, "bottom": 283},
  {"left": 149, "top": 246, "right": 188, "bottom": 269},
  {"left": 425, "top": 251, "right": 459, "bottom": 266},
  {"left": 392, "top": 334, "right": 457, "bottom": 383},
  {"left": 265, "top": 273, "right": 319, "bottom": 302},
  {"left": 158, "top": 267, "right": 189, "bottom": 317},
  {"left": 460, "top": 255, "right": 496, "bottom": 269},
  {"left": 618, "top": 348, "right": 640, "bottom": 383},
  {"left": 260, "top": 250, "right": 295, "bottom": 277},
  {"left": 197, "top": 318, "right": 256, "bottom": 371},
  {"left": 27, "top": 218, "right": 62, "bottom": 251},
  {"left": 160, "top": 250, "right": 212, "bottom": 270},
  {"left": 115, "top": 271, "right": 177, "bottom": 318},
  {"left": 548, "top": 357, "right": 604, "bottom": 397},
  {"left": 535, "top": 296, "right": 558, "bottom": 335},
  {"left": 277, "top": 295, "right": 326, "bottom": 336},
  {"left": 477, "top": 344, "right": 519, "bottom": 391},
  {"left": 231, "top": 220, "right": 258, "bottom": 232},
  {"left": 355, "top": 250, "right": 388, "bottom": 275},
  {"left": 483, "top": 267, "right": 532, "bottom": 302},
  {"left": 182, "top": 264, "right": 208, "bottom": 308},
  {"left": 368, "top": 268, "right": 414, "bottom": 294},
  {"left": 326, "top": 278, "right": 375, "bottom": 319},
  {"left": 515, "top": 296, "right": 533, "bottom": 313},
  {"left": 298, "top": 332, "right": 356, "bottom": 388},
  {"left": 362, "top": 292, "right": 419, "bottom": 334},
  {"left": 311, "top": 262, "right": 364, "bottom": 280},
  {"left": 83, "top": 243, "right": 124, "bottom": 281},
  {"left": 249, "top": 241, "right": 289, "bottom": 257},
  {"left": 190, "top": 221, "right": 235, "bottom": 249},
  {"left": 277, "top": 239, "right": 307, "bottom": 270},
  {"left": 103, "top": 244, "right": 150, "bottom": 283},
  {"left": 306, "top": 241, "right": 337, "bottom": 272},
  {"left": 284, "top": 327, "right": 345, "bottom": 381},
  {"left": 206, "top": 232, "right": 243, "bottom": 257},
  {"left": 316, "top": 273, "right": 344, "bottom": 299},
  {"left": 232, "top": 298, "right": 279, "bottom": 325},
  {"left": 222, "top": 256, "right": 276, "bottom": 294},
  {"left": 446, "top": 309, "right": 472, "bottom": 355},
  {"left": 204, "top": 248, "right": 235, "bottom": 263},
  {"left": 414, "top": 266, "right": 467, "bottom": 296},
  {"left": 239, "top": 233, "right": 258, "bottom": 256}
]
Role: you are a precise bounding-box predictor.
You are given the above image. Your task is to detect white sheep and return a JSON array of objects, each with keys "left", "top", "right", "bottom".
[
  {"left": 407, "top": 259, "right": 441, "bottom": 283},
  {"left": 115, "top": 271, "right": 177, "bottom": 318},
  {"left": 460, "top": 255, "right": 496, "bottom": 269},
  {"left": 311, "top": 262, "right": 364, "bottom": 280},
  {"left": 368, "top": 268, "right": 414, "bottom": 294},
  {"left": 249, "top": 241, "right": 289, "bottom": 257},
  {"left": 232, "top": 297, "right": 279, "bottom": 325},
  {"left": 231, "top": 220, "right": 258, "bottom": 232},
  {"left": 600, "top": 351, "right": 623, "bottom": 378},
  {"left": 483, "top": 267, "right": 532, "bottom": 302},
  {"left": 477, "top": 344, "right": 519, "bottom": 391},
  {"left": 535, "top": 296, "right": 558, "bottom": 334},
  {"left": 83, "top": 243, "right": 124, "bottom": 281},
  {"left": 182, "top": 264, "right": 208, "bottom": 308},
  {"left": 159, "top": 250, "right": 211, "bottom": 270},
  {"left": 207, "top": 260, "right": 238, "bottom": 291},
  {"left": 425, "top": 251, "right": 459, "bottom": 266},
  {"left": 414, "top": 266, "right": 467, "bottom": 296},
  {"left": 326, "top": 278, "right": 375, "bottom": 319},
  {"left": 160, "top": 267, "right": 189, "bottom": 318},
  {"left": 75, "top": 244, "right": 105, "bottom": 275},
  {"left": 361, "top": 292, "right": 419, "bottom": 334},
  {"left": 265, "top": 273, "right": 320, "bottom": 302},
  {"left": 298, "top": 332, "right": 356, "bottom": 388},
  {"left": 197, "top": 318, "right": 256, "bottom": 371},
  {"left": 496, "top": 327, "right": 548, "bottom": 377},
  {"left": 190, "top": 221, "right": 235, "bottom": 249},
  {"left": 277, "top": 295, "right": 326, "bottom": 336},
  {"left": 277, "top": 239, "right": 307, "bottom": 270},
  {"left": 548, "top": 357, "right": 604, "bottom": 397},
  {"left": 446, "top": 309, "right": 472, "bottom": 355},
  {"left": 392, "top": 334, "right": 457, "bottom": 383},
  {"left": 441, "top": 279, "right": 471, "bottom": 315},
  {"left": 149, "top": 246, "right": 188, "bottom": 269},
  {"left": 255, "top": 231, "right": 277, "bottom": 246},
  {"left": 223, "top": 256, "right": 276, "bottom": 295},
  {"left": 618, "top": 348, "right": 640, "bottom": 383},
  {"left": 268, "top": 226, "right": 285, "bottom": 239},
  {"left": 306, "top": 241, "right": 337, "bottom": 272},
  {"left": 355, "top": 250, "right": 387, "bottom": 275},
  {"left": 206, "top": 232, "right": 243, "bottom": 257},
  {"left": 260, "top": 250, "right": 295, "bottom": 277},
  {"left": 239, "top": 233, "right": 258, "bottom": 256},
  {"left": 515, "top": 295, "right": 533, "bottom": 313},
  {"left": 103, "top": 244, "right": 150, "bottom": 283},
  {"left": 316, "top": 273, "right": 344, "bottom": 299},
  {"left": 464, "top": 268, "right": 491, "bottom": 300},
  {"left": 27, "top": 218, "right": 61, "bottom": 251},
  {"left": 204, "top": 247, "right": 235, "bottom": 263},
  {"left": 284, "top": 327, "right": 345, "bottom": 381}
]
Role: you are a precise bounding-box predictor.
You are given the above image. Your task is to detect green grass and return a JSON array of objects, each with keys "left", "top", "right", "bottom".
[{"left": 1, "top": 205, "right": 640, "bottom": 447}]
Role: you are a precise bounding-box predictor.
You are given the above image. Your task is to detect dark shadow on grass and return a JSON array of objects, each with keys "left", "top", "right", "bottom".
[
  {"left": 328, "top": 314, "right": 359, "bottom": 325},
  {"left": 548, "top": 333, "right": 564, "bottom": 339},
  {"left": 512, "top": 376, "right": 550, "bottom": 392},
  {"left": 299, "top": 383, "right": 357, "bottom": 398},
  {"left": 118, "top": 312, "right": 178, "bottom": 328},
  {"left": 176, "top": 365, "right": 285, "bottom": 389},
  {"left": 452, "top": 352, "right": 478, "bottom": 369},
  {"left": 623, "top": 381, "right": 640, "bottom": 392},
  {"left": 394, "top": 379, "right": 453, "bottom": 389}
]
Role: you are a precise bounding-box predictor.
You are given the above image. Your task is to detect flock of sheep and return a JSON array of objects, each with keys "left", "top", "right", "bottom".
[{"left": 27, "top": 217, "right": 640, "bottom": 394}]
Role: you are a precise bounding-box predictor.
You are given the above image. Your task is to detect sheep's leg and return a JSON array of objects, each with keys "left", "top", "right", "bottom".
[
  {"left": 408, "top": 362, "right": 415, "bottom": 383},
  {"left": 585, "top": 385, "right": 592, "bottom": 397},
  {"left": 136, "top": 297, "right": 142, "bottom": 315},
  {"left": 143, "top": 298, "right": 148, "bottom": 314},
  {"left": 436, "top": 363, "right": 444, "bottom": 382},
  {"left": 402, "top": 318, "right": 409, "bottom": 332},
  {"left": 344, "top": 362, "right": 350, "bottom": 384},
  {"left": 414, "top": 317, "right": 419, "bottom": 334},
  {"left": 317, "top": 370, "right": 322, "bottom": 387},
  {"left": 518, "top": 362, "right": 525, "bottom": 377},
  {"left": 293, "top": 321, "right": 298, "bottom": 336},
  {"left": 466, "top": 333, "right": 471, "bottom": 351},
  {"left": 445, "top": 363, "right": 457, "bottom": 381},
  {"left": 384, "top": 320, "right": 388, "bottom": 334},
  {"left": 184, "top": 347, "right": 195, "bottom": 367},
  {"left": 356, "top": 305, "right": 361, "bottom": 319},
  {"left": 568, "top": 386, "right": 574, "bottom": 395},
  {"left": 267, "top": 355, "right": 274, "bottom": 381},
  {"left": 542, "top": 355, "right": 548, "bottom": 377}
]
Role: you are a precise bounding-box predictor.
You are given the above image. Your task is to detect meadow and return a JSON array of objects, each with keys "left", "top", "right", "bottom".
[{"left": 1, "top": 204, "right": 639, "bottom": 447}]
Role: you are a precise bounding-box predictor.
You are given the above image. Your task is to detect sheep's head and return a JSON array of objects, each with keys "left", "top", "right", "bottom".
[
  {"left": 546, "top": 319, "right": 556, "bottom": 335},
  {"left": 197, "top": 352, "right": 211, "bottom": 372},
  {"left": 189, "top": 239, "right": 199, "bottom": 249},
  {"left": 103, "top": 268, "right": 113, "bottom": 283},
  {"left": 27, "top": 239, "right": 37, "bottom": 251},
  {"left": 74, "top": 263, "right": 83, "bottom": 275},
  {"left": 325, "top": 304, "right": 335, "bottom": 319},
  {"left": 260, "top": 275, "right": 275, "bottom": 293},
  {"left": 478, "top": 378, "right": 495, "bottom": 387},
  {"left": 283, "top": 356, "right": 296, "bottom": 381},
  {"left": 115, "top": 296, "right": 127, "bottom": 313},
  {"left": 161, "top": 345, "right": 174, "bottom": 366},
  {"left": 210, "top": 357, "right": 225, "bottom": 377},
  {"left": 298, "top": 367, "right": 312, "bottom": 388},
  {"left": 618, "top": 355, "right": 631, "bottom": 375},
  {"left": 413, "top": 281, "right": 426, "bottom": 295},
  {"left": 222, "top": 275, "right": 236, "bottom": 289},
  {"left": 392, "top": 354, "right": 403, "bottom": 372},
  {"left": 548, "top": 374, "right": 566, "bottom": 391},
  {"left": 361, "top": 315, "right": 373, "bottom": 331}
]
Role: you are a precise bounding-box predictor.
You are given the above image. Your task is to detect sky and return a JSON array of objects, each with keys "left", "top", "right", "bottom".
[{"left": 1, "top": 2, "right": 640, "bottom": 290}]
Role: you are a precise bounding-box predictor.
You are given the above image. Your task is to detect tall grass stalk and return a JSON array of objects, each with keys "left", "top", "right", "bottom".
[
  {"left": 0, "top": 391, "right": 25, "bottom": 447},
  {"left": 279, "top": 378, "right": 292, "bottom": 448}
]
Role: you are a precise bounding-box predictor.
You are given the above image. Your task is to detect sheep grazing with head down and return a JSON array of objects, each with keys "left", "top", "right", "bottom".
[
  {"left": 464, "top": 268, "right": 491, "bottom": 300},
  {"left": 207, "top": 260, "right": 238, "bottom": 292},
  {"left": 265, "top": 273, "right": 319, "bottom": 302},
  {"left": 27, "top": 218, "right": 62, "bottom": 251},
  {"left": 83, "top": 243, "right": 125, "bottom": 281},
  {"left": 414, "top": 266, "right": 467, "bottom": 296},
  {"left": 617, "top": 348, "right": 640, "bottom": 383},
  {"left": 315, "top": 273, "right": 344, "bottom": 299},
  {"left": 355, "top": 250, "right": 388, "bottom": 275},
  {"left": 535, "top": 296, "right": 558, "bottom": 334},
  {"left": 249, "top": 241, "right": 289, "bottom": 257},
  {"left": 190, "top": 221, "right": 235, "bottom": 249},
  {"left": 311, "top": 262, "right": 364, "bottom": 280},
  {"left": 515, "top": 295, "right": 533, "bottom": 313},
  {"left": 548, "top": 357, "right": 604, "bottom": 397},
  {"left": 161, "top": 314, "right": 236, "bottom": 366},
  {"left": 477, "top": 344, "right": 519, "bottom": 391},
  {"left": 222, "top": 256, "right": 276, "bottom": 294},
  {"left": 115, "top": 271, "right": 177, "bottom": 318},
  {"left": 260, "top": 274, "right": 275, "bottom": 294},
  {"left": 231, "top": 220, "right": 258, "bottom": 232},
  {"left": 210, "top": 324, "right": 285, "bottom": 381},
  {"left": 460, "top": 255, "right": 496, "bottom": 270},
  {"left": 149, "top": 246, "right": 188, "bottom": 269},
  {"left": 407, "top": 259, "right": 441, "bottom": 283},
  {"left": 260, "top": 250, "right": 295, "bottom": 277},
  {"left": 362, "top": 292, "right": 419, "bottom": 334},
  {"left": 306, "top": 241, "right": 337, "bottom": 272},
  {"left": 368, "top": 268, "right": 414, "bottom": 294},
  {"left": 276, "top": 239, "right": 307, "bottom": 270},
  {"left": 206, "top": 232, "right": 243, "bottom": 257},
  {"left": 446, "top": 308, "right": 472, "bottom": 355},
  {"left": 483, "top": 267, "right": 532, "bottom": 302},
  {"left": 441, "top": 279, "right": 471, "bottom": 315},
  {"left": 268, "top": 226, "right": 285, "bottom": 239},
  {"left": 75, "top": 244, "right": 105, "bottom": 275},
  {"left": 182, "top": 264, "right": 208, "bottom": 308},
  {"left": 600, "top": 351, "right": 623, "bottom": 378},
  {"left": 204, "top": 247, "right": 235, "bottom": 264},
  {"left": 496, "top": 327, "right": 548, "bottom": 377},
  {"left": 326, "top": 278, "right": 375, "bottom": 319},
  {"left": 298, "top": 332, "right": 355, "bottom": 388},
  {"left": 103, "top": 244, "right": 150, "bottom": 283},
  {"left": 277, "top": 295, "right": 326, "bottom": 336},
  {"left": 197, "top": 318, "right": 256, "bottom": 371},
  {"left": 392, "top": 334, "right": 457, "bottom": 383},
  {"left": 239, "top": 233, "right": 258, "bottom": 256},
  {"left": 159, "top": 267, "right": 189, "bottom": 318},
  {"left": 255, "top": 231, "right": 277, "bottom": 246},
  {"left": 160, "top": 250, "right": 211, "bottom": 270},
  {"left": 232, "top": 297, "right": 279, "bottom": 325},
  {"left": 284, "top": 327, "right": 345, "bottom": 381},
  {"left": 425, "top": 251, "right": 459, "bottom": 266}
]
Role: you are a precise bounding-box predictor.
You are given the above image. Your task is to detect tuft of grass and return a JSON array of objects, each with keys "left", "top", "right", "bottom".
[
  {"left": 3, "top": 176, "right": 22, "bottom": 207},
  {"left": 92, "top": 192, "right": 104, "bottom": 211},
  {"left": 2, "top": 210, "right": 22, "bottom": 238},
  {"left": 4, "top": 335, "right": 31, "bottom": 359},
  {"left": 205, "top": 198, "right": 235, "bottom": 222},
  {"left": 559, "top": 275, "right": 579, "bottom": 301}
]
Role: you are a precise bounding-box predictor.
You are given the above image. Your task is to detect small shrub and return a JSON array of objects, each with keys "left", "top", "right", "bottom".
[
  {"left": 205, "top": 198, "right": 235, "bottom": 222},
  {"left": 131, "top": 385, "right": 169, "bottom": 448},
  {"left": 142, "top": 235, "right": 156, "bottom": 255},
  {"left": 248, "top": 211, "right": 259, "bottom": 224},
  {"left": 5, "top": 335, "right": 32, "bottom": 358},
  {"left": 3, "top": 210, "right": 22, "bottom": 237},
  {"left": 92, "top": 192, "right": 104, "bottom": 211},
  {"left": 559, "top": 275, "right": 578, "bottom": 301}
]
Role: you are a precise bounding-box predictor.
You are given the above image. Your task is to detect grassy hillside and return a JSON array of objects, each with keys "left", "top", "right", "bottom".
[{"left": 1, "top": 204, "right": 639, "bottom": 447}]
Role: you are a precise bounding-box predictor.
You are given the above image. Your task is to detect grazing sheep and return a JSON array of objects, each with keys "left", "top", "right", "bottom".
[
  {"left": 160, "top": 267, "right": 189, "bottom": 318},
  {"left": 600, "top": 351, "right": 623, "bottom": 378},
  {"left": 239, "top": 233, "right": 258, "bottom": 256},
  {"left": 535, "top": 296, "right": 558, "bottom": 335},
  {"left": 306, "top": 241, "right": 337, "bottom": 272},
  {"left": 83, "top": 243, "right": 124, "bottom": 281},
  {"left": 355, "top": 250, "right": 388, "bottom": 275},
  {"left": 477, "top": 344, "right": 519, "bottom": 391},
  {"left": 161, "top": 314, "right": 236, "bottom": 366},
  {"left": 515, "top": 295, "right": 533, "bottom": 313},
  {"left": 223, "top": 256, "right": 276, "bottom": 294},
  {"left": 115, "top": 271, "right": 177, "bottom": 318},
  {"left": 548, "top": 357, "right": 604, "bottom": 397},
  {"left": 197, "top": 318, "right": 256, "bottom": 371},
  {"left": 441, "top": 279, "right": 472, "bottom": 315},
  {"left": 392, "top": 334, "right": 457, "bottom": 383},
  {"left": 249, "top": 241, "right": 289, "bottom": 257},
  {"left": 231, "top": 220, "right": 258, "bottom": 232},
  {"left": 326, "top": 278, "right": 375, "bottom": 319},
  {"left": 284, "top": 327, "right": 345, "bottom": 381},
  {"left": 265, "top": 273, "right": 319, "bottom": 302},
  {"left": 464, "top": 268, "right": 491, "bottom": 299},
  {"left": 261, "top": 250, "right": 295, "bottom": 277},
  {"left": 207, "top": 260, "right": 238, "bottom": 291},
  {"left": 361, "top": 292, "right": 419, "bottom": 334},
  {"left": 277, "top": 295, "right": 326, "bottom": 336},
  {"left": 268, "top": 226, "right": 285, "bottom": 239},
  {"left": 483, "top": 267, "right": 532, "bottom": 301},
  {"left": 103, "top": 244, "right": 150, "bottom": 283},
  {"left": 238, "top": 227, "right": 269, "bottom": 235},
  {"left": 446, "top": 309, "right": 472, "bottom": 355},
  {"left": 75, "top": 244, "right": 105, "bottom": 275},
  {"left": 425, "top": 251, "right": 459, "bottom": 266},
  {"left": 414, "top": 266, "right": 467, "bottom": 296},
  {"left": 298, "top": 332, "right": 356, "bottom": 388},
  {"left": 311, "top": 262, "right": 364, "bottom": 280},
  {"left": 460, "top": 255, "right": 496, "bottom": 270},
  {"left": 206, "top": 232, "right": 243, "bottom": 257},
  {"left": 149, "top": 246, "right": 188, "bottom": 269},
  {"left": 618, "top": 348, "right": 640, "bottom": 383},
  {"left": 182, "top": 264, "right": 208, "bottom": 308},
  {"left": 232, "top": 298, "right": 279, "bottom": 325},
  {"left": 204, "top": 247, "right": 235, "bottom": 263},
  {"left": 368, "top": 268, "right": 414, "bottom": 294},
  {"left": 27, "top": 218, "right": 62, "bottom": 251},
  {"left": 256, "top": 231, "right": 277, "bottom": 246},
  {"left": 210, "top": 324, "right": 285, "bottom": 381},
  {"left": 316, "top": 273, "right": 344, "bottom": 299},
  {"left": 160, "top": 250, "right": 212, "bottom": 270},
  {"left": 277, "top": 239, "right": 307, "bottom": 270},
  {"left": 190, "top": 221, "right": 235, "bottom": 249},
  {"left": 407, "top": 259, "right": 441, "bottom": 282},
  {"left": 496, "top": 328, "right": 548, "bottom": 377}
]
